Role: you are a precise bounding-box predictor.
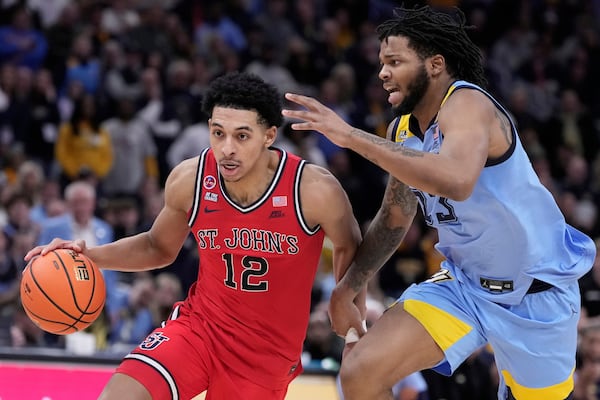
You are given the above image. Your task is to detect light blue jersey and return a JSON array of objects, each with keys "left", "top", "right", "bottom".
[
  {"left": 394, "top": 81, "right": 596, "bottom": 399},
  {"left": 393, "top": 80, "right": 595, "bottom": 305}
]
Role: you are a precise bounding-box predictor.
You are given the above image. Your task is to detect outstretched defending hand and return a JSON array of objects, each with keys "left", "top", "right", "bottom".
[{"left": 282, "top": 93, "right": 355, "bottom": 148}]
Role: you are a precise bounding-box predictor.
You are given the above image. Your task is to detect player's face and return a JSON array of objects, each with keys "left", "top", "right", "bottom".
[
  {"left": 378, "top": 35, "right": 431, "bottom": 116},
  {"left": 209, "top": 106, "right": 276, "bottom": 182}
]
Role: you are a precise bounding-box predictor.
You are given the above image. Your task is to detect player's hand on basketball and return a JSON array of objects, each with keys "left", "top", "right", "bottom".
[
  {"left": 282, "top": 93, "right": 354, "bottom": 148},
  {"left": 24, "top": 238, "right": 88, "bottom": 262}
]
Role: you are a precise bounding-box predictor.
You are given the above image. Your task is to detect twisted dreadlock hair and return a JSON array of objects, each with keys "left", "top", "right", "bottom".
[{"left": 376, "top": 5, "right": 487, "bottom": 88}]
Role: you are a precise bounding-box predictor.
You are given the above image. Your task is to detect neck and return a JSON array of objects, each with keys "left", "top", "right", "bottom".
[
  {"left": 223, "top": 148, "right": 279, "bottom": 206},
  {"left": 412, "top": 76, "right": 455, "bottom": 132}
]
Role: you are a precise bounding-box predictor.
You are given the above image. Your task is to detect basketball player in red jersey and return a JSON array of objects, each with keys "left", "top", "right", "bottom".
[{"left": 25, "top": 72, "right": 363, "bottom": 400}]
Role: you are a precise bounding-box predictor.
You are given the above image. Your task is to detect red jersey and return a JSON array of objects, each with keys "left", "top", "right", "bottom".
[{"left": 185, "top": 147, "right": 325, "bottom": 389}]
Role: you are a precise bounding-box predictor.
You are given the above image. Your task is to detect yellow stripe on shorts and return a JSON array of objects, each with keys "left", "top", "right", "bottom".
[
  {"left": 403, "top": 299, "right": 472, "bottom": 351},
  {"left": 501, "top": 368, "right": 574, "bottom": 400}
]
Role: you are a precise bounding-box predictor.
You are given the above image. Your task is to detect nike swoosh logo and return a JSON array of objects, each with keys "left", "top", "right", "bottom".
[{"left": 204, "top": 207, "right": 221, "bottom": 213}]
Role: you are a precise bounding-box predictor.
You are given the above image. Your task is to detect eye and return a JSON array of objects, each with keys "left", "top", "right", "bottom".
[
  {"left": 212, "top": 129, "right": 223, "bottom": 137},
  {"left": 238, "top": 133, "right": 249, "bottom": 141}
]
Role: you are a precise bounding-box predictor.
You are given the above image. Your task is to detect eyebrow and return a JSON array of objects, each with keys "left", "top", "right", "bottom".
[{"left": 210, "top": 121, "right": 253, "bottom": 131}]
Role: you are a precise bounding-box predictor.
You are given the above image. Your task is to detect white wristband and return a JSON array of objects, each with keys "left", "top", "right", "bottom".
[{"left": 345, "top": 327, "right": 360, "bottom": 344}]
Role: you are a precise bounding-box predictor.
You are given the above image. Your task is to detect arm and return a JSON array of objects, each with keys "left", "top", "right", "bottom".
[
  {"left": 328, "top": 175, "right": 418, "bottom": 338},
  {"left": 300, "top": 164, "right": 362, "bottom": 283},
  {"left": 300, "top": 164, "right": 365, "bottom": 322},
  {"left": 283, "top": 90, "right": 492, "bottom": 201},
  {"left": 25, "top": 158, "right": 197, "bottom": 271}
]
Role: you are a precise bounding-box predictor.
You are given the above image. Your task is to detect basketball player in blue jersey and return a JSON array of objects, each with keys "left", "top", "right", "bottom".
[{"left": 283, "top": 5, "right": 596, "bottom": 400}]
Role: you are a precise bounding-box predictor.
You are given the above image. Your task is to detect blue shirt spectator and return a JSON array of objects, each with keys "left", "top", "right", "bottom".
[{"left": 0, "top": 7, "right": 47, "bottom": 70}]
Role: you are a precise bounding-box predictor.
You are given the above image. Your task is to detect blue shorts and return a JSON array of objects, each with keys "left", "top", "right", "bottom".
[{"left": 399, "top": 267, "right": 580, "bottom": 400}]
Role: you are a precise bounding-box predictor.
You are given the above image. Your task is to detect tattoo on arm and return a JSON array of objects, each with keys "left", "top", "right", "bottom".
[
  {"left": 386, "top": 177, "right": 419, "bottom": 217},
  {"left": 494, "top": 109, "right": 512, "bottom": 146},
  {"left": 344, "top": 177, "right": 418, "bottom": 292},
  {"left": 349, "top": 128, "right": 424, "bottom": 166}
]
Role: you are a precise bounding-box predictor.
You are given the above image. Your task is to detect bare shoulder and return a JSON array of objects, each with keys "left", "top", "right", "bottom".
[
  {"left": 299, "top": 163, "right": 351, "bottom": 226},
  {"left": 164, "top": 156, "right": 200, "bottom": 212},
  {"left": 439, "top": 87, "right": 495, "bottom": 122},
  {"left": 300, "top": 163, "right": 344, "bottom": 196}
]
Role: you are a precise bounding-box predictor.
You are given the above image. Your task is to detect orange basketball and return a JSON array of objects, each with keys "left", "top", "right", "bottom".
[{"left": 20, "top": 249, "right": 106, "bottom": 335}]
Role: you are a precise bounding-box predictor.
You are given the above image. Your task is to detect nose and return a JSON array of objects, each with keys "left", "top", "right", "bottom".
[
  {"left": 378, "top": 65, "right": 389, "bottom": 81},
  {"left": 219, "top": 136, "right": 236, "bottom": 157}
]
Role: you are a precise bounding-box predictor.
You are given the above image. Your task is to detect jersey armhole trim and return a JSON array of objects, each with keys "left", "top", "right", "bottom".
[
  {"left": 187, "top": 148, "right": 209, "bottom": 227},
  {"left": 294, "top": 160, "right": 321, "bottom": 235}
]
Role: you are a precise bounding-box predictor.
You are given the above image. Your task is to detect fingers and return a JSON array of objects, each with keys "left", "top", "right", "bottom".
[
  {"left": 290, "top": 122, "right": 316, "bottom": 131},
  {"left": 284, "top": 92, "right": 319, "bottom": 108},
  {"left": 24, "top": 246, "right": 44, "bottom": 261},
  {"left": 282, "top": 93, "right": 323, "bottom": 120},
  {"left": 24, "top": 238, "right": 84, "bottom": 261}
]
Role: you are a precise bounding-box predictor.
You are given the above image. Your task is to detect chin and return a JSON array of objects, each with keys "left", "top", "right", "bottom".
[{"left": 393, "top": 103, "right": 414, "bottom": 117}]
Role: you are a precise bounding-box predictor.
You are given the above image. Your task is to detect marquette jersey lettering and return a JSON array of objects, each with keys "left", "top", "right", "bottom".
[
  {"left": 184, "top": 148, "right": 325, "bottom": 389},
  {"left": 392, "top": 80, "right": 595, "bottom": 305}
]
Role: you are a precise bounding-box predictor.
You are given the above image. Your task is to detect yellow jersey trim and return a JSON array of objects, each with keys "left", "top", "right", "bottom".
[{"left": 403, "top": 299, "right": 472, "bottom": 351}]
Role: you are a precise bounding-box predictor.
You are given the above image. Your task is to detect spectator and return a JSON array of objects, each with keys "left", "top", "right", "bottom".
[
  {"left": 151, "top": 272, "right": 183, "bottom": 326},
  {"left": 253, "top": 0, "right": 297, "bottom": 62},
  {"left": 29, "top": 178, "right": 65, "bottom": 224},
  {"left": 0, "top": 229, "right": 20, "bottom": 346},
  {"left": 110, "top": 273, "right": 155, "bottom": 347},
  {"left": 61, "top": 33, "right": 102, "bottom": 95},
  {"left": 101, "top": 97, "right": 158, "bottom": 198},
  {"left": 0, "top": 6, "right": 48, "bottom": 70},
  {"left": 166, "top": 120, "right": 210, "bottom": 170},
  {"left": 120, "top": 4, "right": 172, "bottom": 62},
  {"left": 275, "top": 122, "right": 328, "bottom": 168},
  {"left": 101, "top": 196, "right": 143, "bottom": 242},
  {"left": 303, "top": 301, "right": 345, "bottom": 371},
  {"left": 100, "top": 0, "right": 140, "bottom": 38},
  {"left": 2, "top": 191, "right": 39, "bottom": 244},
  {"left": 146, "top": 58, "right": 199, "bottom": 180},
  {"left": 43, "top": 3, "right": 80, "bottom": 88},
  {"left": 54, "top": 93, "right": 113, "bottom": 188},
  {"left": 194, "top": 3, "right": 247, "bottom": 55},
  {"left": 4, "top": 66, "right": 34, "bottom": 148},
  {"left": 580, "top": 239, "right": 600, "bottom": 321},
  {"left": 101, "top": 41, "right": 144, "bottom": 111},
  {"left": 542, "top": 89, "right": 600, "bottom": 179},
  {"left": 422, "top": 347, "right": 497, "bottom": 400},
  {"left": 23, "top": 69, "right": 60, "bottom": 176},
  {"left": 574, "top": 318, "right": 600, "bottom": 400}
]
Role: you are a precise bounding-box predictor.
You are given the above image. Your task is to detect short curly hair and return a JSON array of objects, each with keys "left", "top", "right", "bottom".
[{"left": 202, "top": 72, "right": 284, "bottom": 128}]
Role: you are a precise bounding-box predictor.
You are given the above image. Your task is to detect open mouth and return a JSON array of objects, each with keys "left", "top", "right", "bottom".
[
  {"left": 386, "top": 88, "right": 402, "bottom": 105},
  {"left": 219, "top": 161, "right": 240, "bottom": 176}
]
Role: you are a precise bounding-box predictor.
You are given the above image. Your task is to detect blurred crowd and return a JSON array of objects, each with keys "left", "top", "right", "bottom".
[{"left": 0, "top": 0, "right": 600, "bottom": 399}]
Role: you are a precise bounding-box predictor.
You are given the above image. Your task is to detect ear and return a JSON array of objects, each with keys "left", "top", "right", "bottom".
[
  {"left": 429, "top": 54, "right": 445, "bottom": 77},
  {"left": 265, "top": 126, "right": 277, "bottom": 147}
]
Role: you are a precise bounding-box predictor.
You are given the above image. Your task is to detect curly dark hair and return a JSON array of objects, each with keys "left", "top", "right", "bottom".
[
  {"left": 202, "top": 72, "right": 284, "bottom": 128},
  {"left": 376, "top": 5, "right": 487, "bottom": 88}
]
